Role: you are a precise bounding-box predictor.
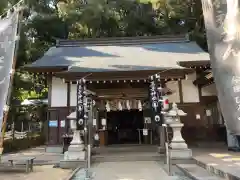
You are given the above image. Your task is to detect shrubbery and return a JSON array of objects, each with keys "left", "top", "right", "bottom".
[{"left": 3, "top": 134, "right": 45, "bottom": 153}]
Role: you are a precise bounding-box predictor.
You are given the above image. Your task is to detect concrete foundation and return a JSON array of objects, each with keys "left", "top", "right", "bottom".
[{"left": 169, "top": 148, "right": 192, "bottom": 159}]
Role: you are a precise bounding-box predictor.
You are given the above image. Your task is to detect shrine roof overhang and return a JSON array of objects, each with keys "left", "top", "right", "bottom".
[
  {"left": 177, "top": 60, "right": 210, "bottom": 68},
  {"left": 22, "top": 36, "right": 210, "bottom": 78},
  {"left": 55, "top": 68, "right": 194, "bottom": 81}
]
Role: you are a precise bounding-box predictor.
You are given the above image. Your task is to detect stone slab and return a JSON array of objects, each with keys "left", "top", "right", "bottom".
[
  {"left": 169, "top": 149, "right": 192, "bottom": 159},
  {"left": 176, "top": 164, "right": 221, "bottom": 180},
  {"left": 60, "top": 160, "right": 86, "bottom": 170}
]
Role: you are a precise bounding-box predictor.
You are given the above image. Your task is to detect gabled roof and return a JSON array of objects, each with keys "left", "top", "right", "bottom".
[{"left": 23, "top": 35, "right": 210, "bottom": 73}]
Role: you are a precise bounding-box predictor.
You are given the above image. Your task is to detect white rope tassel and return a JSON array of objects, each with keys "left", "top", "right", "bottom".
[
  {"left": 118, "top": 101, "right": 122, "bottom": 111},
  {"left": 138, "top": 100, "right": 142, "bottom": 111},
  {"left": 106, "top": 101, "right": 110, "bottom": 112}
]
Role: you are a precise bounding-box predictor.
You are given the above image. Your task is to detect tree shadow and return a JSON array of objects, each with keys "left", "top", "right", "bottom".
[
  {"left": 27, "top": 46, "right": 120, "bottom": 68},
  {"left": 140, "top": 42, "right": 206, "bottom": 54}
]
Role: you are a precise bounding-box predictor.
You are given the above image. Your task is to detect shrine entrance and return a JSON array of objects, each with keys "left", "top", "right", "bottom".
[{"left": 107, "top": 110, "right": 144, "bottom": 145}]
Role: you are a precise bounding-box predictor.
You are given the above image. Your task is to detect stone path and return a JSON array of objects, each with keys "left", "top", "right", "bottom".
[{"left": 88, "top": 161, "right": 177, "bottom": 180}]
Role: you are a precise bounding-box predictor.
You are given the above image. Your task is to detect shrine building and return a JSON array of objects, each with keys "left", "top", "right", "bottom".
[{"left": 23, "top": 35, "right": 223, "bottom": 152}]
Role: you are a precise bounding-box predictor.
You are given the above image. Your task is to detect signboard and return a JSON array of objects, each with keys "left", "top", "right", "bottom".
[
  {"left": 49, "top": 120, "right": 58, "bottom": 127},
  {"left": 93, "top": 119, "right": 97, "bottom": 126},
  {"left": 144, "top": 117, "right": 151, "bottom": 124},
  {"left": 101, "top": 118, "right": 106, "bottom": 126},
  {"left": 143, "top": 129, "right": 148, "bottom": 136},
  {"left": 60, "top": 120, "right": 65, "bottom": 127}
]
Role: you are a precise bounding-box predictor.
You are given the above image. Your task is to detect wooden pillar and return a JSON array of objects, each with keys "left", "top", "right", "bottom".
[
  {"left": 66, "top": 81, "right": 71, "bottom": 135},
  {"left": 46, "top": 74, "right": 52, "bottom": 144},
  {"left": 178, "top": 80, "right": 183, "bottom": 103}
]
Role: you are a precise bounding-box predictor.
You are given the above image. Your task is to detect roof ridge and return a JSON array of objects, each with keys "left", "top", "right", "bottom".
[{"left": 56, "top": 34, "right": 189, "bottom": 47}]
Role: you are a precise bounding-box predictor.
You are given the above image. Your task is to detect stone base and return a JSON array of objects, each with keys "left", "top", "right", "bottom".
[
  {"left": 170, "top": 142, "right": 188, "bottom": 149},
  {"left": 64, "top": 150, "right": 85, "bottom": 161},
  {"left": 59, "top": 160, "right": 86, "bottom": 169},
  {"left": 169, "top": 148, "right": 192, "bottom": 159}
]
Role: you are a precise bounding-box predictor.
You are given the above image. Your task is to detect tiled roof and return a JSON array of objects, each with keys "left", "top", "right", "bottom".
[{"left": 24, "top": 35, "right": 210, "bottom": 72}]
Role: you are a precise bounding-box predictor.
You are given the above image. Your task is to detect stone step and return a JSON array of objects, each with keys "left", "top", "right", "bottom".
[
  {"left": 92, "top": 154, "right": 162, "bottom": 163},
  {"left": 194, "top": 157, "right": 240, "bottom": 180},
  {"left": 176, "top": 164, "right": 223, "bottom": 180}
]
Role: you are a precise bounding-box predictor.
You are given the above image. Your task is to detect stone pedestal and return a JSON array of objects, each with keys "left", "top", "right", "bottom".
[
  {"left": 164, "top": 103, "right": 192, "bottom": 160},
  {"left": 169, "top": 123, "right": 187, "bottom": 149},
  {"left": 168, "top": 123, "right": 192, "bottom": 159},
  {"left": 64, "top": 130, "right": 85, "bottom": 161},
  {"left": 60, "top": 129, "right": 86, "bottom": 169}
]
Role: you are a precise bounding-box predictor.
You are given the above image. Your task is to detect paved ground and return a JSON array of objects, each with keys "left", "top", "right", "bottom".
[
  {"left": 0, "top": 146, "right": 71, "bottom": 180},
  {"left": 2, "top": 144, "right": 240, "bottom": 180},
  {"left": 89, "top": 161, "right": 177, "bottom": 180},
  {"left": 0, "top": 165, "right": 71, "bottom": 180},
  {"left": 1, "top": 146, "right": 63, "bottom": 165}
]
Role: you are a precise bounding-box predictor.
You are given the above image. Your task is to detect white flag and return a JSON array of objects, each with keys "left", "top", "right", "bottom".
[{"left": 0, "top": 10, "right": 19, "bottom": 135}]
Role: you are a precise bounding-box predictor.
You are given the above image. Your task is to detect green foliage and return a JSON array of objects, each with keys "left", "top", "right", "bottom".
[{"left": 3, "top": 0, "right": 207, "bottom": 107}]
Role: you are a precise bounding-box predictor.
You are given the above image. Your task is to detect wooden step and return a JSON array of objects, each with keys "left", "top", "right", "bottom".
[{"left": 176, "top": 164, "right": 223, "bottom": 180}]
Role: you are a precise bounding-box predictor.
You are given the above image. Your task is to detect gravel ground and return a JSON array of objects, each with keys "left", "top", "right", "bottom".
[{"left": 0, "top": 165, "right": 72, "bottom": 180}]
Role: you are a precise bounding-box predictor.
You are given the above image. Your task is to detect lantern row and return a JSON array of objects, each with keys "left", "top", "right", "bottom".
[{"left": 62, "top": 78, "right": 182, "bottom": 84}]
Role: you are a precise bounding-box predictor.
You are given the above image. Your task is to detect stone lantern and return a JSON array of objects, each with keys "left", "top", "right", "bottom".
[
  {"left": 163, "top": 102, "right": 192, "bottom": 159},
  {"left": 64, "top": 111, "right": 85, "bottom": 161}
]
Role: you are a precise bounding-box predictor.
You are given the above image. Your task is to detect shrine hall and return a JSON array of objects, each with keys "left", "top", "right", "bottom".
[{"left": 23, "top": 35, "right": 223, "bottom": 153}]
